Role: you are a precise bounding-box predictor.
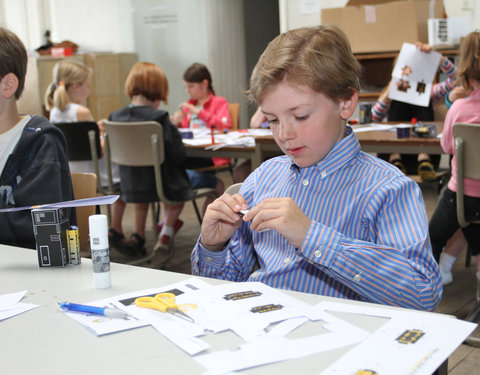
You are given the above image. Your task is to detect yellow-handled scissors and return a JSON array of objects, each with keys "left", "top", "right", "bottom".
[{"left": 135, "top": 293, "right": 194, "bottom": 323}]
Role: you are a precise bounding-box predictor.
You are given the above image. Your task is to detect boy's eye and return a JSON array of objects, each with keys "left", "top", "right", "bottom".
[
  {"left": 295, "top": 114, "right": 309, "bottom": 121},
  {"left": 266, "top": 118, "right": 278, "bottom": 125}
]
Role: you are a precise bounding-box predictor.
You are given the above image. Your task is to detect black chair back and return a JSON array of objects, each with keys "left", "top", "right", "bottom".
[{"left": 53, "top": 121, "right": 101, "bottom": 161}]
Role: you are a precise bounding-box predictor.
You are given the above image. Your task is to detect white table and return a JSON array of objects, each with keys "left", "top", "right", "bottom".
[{"left": 0, "top": 245, "right": 448, "bottom": 374}]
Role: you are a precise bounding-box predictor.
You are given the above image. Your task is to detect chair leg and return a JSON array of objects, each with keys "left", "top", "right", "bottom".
[
  {"left": 192, "top": 200, "right": 202, "bottom": 224},
  {"left": 150, "top": 202, "right": 160, "bottom": 236},
  {"left": 466, "top": 247, "right": 472, "bottom": 267}
]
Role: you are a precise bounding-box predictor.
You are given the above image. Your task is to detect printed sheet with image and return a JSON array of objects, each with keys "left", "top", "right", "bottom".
[{"left": 388, "top": 42, "right": 442, "bottom": 107}]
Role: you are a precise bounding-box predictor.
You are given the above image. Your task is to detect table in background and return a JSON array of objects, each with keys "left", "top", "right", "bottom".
[
  {"left": 254, "top": 123, "right": 444, "bottom": 168},
  {"left": 0, "top": 245, "right": 449, "bottom": 374}
]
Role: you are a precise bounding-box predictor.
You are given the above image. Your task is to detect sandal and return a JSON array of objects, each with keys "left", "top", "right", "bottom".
[
  {"left": 109, "top": 228, "right": 137, "bottom": 257},
  {"left": 127, "top": 233, "right": 147, "bottom": 257},
  {"left": 390, "top": 159, "right": 407, "bottom": 175},
  {"left": 418, "top": 160, "right": 436, "bottom": 182}
]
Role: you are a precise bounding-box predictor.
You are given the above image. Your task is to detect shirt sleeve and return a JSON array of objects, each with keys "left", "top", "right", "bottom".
[
  {"left": 191, "top": 173, "right": 257, "bottom": 280},
  {"left": 431, "top": 58, "right": 457, "bottom": 101},
  {"left": 197, "top": 97, "right": 232, "bottom": 129},
  {"left": 371, "top": 99, "right": 389, "bottom": 122},
  {"left": 297, "top": 176, "right": 442, "bottom": 311}
]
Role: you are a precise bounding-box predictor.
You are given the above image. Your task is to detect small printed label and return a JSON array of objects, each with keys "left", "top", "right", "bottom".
[{"left": 91, "top": 248, "right": 110, "bottom": 273}]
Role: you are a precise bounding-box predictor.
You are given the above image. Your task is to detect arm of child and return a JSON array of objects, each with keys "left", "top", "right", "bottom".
[
  {"left": 196, "top": 98, "right": 232, "bottom": 129},
  {"left": 250, "top": 107, "right": 267, "bottom": 129},
  {"left": 76, "top": 106, "right": 94, "bottom": 122},
  {"left": 371, "top": 82, "right": 391, "bottom": 122}
]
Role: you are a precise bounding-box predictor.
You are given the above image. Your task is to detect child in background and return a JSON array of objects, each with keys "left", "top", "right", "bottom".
[
  {"left": 171, "top": 62, "right": 226, "bottom": 218},
  {"left": 0, "top": 27, "right": 75, "bottom": 248},
  {"left": 44, "top": 59, "right": 124, "bottom": 250},
  {"left": 429, "top": 31, "right": 480, "bottom": 300},
  {"left": 108, "top": 62, "right": 193, "bottom": 255},
  {"left": 45, "top": 60, "right": 94, "bottom": 176},
  {"left": 371, "top": 42, "right": 457, "bottom": 181},
  {"left": 191, "top": 25, "right": 441, "bottom": 310}
]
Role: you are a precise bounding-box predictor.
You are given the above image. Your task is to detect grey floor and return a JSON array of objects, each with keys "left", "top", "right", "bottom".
[{"left": 105, "top": 170, "right": 480, "bottom": 374}]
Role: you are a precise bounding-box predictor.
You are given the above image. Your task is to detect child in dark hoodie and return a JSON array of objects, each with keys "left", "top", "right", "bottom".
[{"left": 0, "top": 27, "right": 74, "bottom": 249}]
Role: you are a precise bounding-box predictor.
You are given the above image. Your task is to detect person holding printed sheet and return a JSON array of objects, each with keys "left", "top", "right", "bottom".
[
  {"left": 191, "top": 25, "right": 442, "bottom": 310},
  {"left": 371, "top": 43, "right": 457, "bottom": 181}
]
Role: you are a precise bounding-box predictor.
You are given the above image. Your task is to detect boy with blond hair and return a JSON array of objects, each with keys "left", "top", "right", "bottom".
[{"left": 192, "top": 25, "right": 442, "bottom": 311}]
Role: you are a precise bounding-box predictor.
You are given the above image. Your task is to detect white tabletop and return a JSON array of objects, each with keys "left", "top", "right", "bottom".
[{"left": 0, "top": 245, "right": 447, "bottom": 374}]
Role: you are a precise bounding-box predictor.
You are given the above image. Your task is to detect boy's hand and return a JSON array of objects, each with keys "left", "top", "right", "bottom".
[
  {"left": 243, "top": 197, "right": 310, "bottom": 249},
  {"left": 200, "top": 193, "right": 248, "bottom": 251}
]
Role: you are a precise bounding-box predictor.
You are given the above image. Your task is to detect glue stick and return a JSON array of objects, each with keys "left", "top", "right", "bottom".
[{"left": 88, "top": 214, "right": 111, "bottom": 289}]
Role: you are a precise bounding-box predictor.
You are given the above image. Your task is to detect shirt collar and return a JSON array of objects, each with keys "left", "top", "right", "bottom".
[{"left": 288, "top": 126, "right": 361, "bottom": 176}]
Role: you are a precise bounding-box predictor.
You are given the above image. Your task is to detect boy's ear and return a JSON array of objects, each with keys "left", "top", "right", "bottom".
[
  {"left": 339, "top": 89, "right": 359, "bottom": 120},
  {"left": 0, "top": 73, "right": 19, "bottom": 99}
]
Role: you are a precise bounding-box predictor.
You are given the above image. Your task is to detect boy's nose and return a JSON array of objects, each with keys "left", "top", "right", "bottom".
[{"left": 277, "top": 120, "right": 295, "bottom": 141}]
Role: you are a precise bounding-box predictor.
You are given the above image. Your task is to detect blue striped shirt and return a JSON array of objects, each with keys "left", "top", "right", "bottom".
[{"left": 191, "top": 127, "right": 442, "bottom": 311}]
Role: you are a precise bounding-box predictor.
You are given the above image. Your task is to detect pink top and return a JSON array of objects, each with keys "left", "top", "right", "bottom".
[
  {"left": 179, "top": 93, "right": 232, "bottom": 130},
  {"left": 441, "top": 87, "right": 480, "bottom": 197}
]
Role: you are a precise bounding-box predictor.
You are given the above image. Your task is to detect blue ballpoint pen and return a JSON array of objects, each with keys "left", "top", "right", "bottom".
[{"left": 59, "top": 302, "right": 130, "bottom": 319}]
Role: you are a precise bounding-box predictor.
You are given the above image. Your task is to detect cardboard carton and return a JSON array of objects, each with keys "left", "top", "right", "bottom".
[{"left": 322, "top": 0, "right": 445, "bottom": 53}]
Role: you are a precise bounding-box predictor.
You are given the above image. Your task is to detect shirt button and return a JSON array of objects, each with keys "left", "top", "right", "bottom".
[
  {"left": 284, "top": 257, "right": 290, "bottom": 263},
  {"left": 206, "top": 256, "right": 213, "bottom": 262},
  {"left": 321, "top": 171, "right": 327, "bottom": 178},
  {"left": 314, "top": 250, "right": 321, "bottom": 258},
  {"left": 302, "top": 179, "right": 309, "bottom": 186},
  {"left": 353, "top": 274, "right": 362, "bottom": 282}
]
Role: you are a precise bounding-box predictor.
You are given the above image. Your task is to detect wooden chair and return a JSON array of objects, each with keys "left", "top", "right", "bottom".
[
  {"left": 71, "top": 172, "right": 97, "bottom": 255},
  {"left": 228, "top": 102, "right": 239, "bottom": 131},
  {"left": 453, "top": 122, "right": 480, "bottom": 346},
  {"left": 103, "top": 120, "right": 219, "bottom": 266}
]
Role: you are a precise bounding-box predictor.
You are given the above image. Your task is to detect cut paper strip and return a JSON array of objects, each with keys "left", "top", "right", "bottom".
[{"left": 0, "top": 195, "right": 119, "bottom": 213}]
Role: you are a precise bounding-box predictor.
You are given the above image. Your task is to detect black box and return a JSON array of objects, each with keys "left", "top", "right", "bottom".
[{"left": 31, "top": 208, "right": 70, "bottom": 267}]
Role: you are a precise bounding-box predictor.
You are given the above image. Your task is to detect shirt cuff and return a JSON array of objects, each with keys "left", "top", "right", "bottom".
[
  {"left": 298, "top": 221, "right": 342, "bottom": 268},
  {"left": 196, "top": 237, "right": 230, "bottom": 269}
]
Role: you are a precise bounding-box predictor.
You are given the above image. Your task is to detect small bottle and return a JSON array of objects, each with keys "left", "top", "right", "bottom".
[{"left": 88, "top": 214, "right": 111, "bottom": 289}]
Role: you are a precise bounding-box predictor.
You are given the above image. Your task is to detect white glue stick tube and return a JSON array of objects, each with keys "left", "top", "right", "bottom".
[{"left": 88, "top": 214, "right": 111, "bottom": 289}]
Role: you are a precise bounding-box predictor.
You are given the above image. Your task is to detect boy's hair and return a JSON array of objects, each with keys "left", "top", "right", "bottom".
[
  {"left": 0, "top": 27, "right": 27, "bottom": 100},
  {"left": 183, "top": 63, "right": 215, "bottom": 95},
  {"left": 125, "top": 62, "right": 169, "bottom": 104},
  {"left": 248, "top": 25, "right": 360, "bottom": 104},
  {"left": 44, "top": 60, "right": 91, "bottom": 111},
  {"left": 457, "top": 31, "right": 480, "bottom": 89}
]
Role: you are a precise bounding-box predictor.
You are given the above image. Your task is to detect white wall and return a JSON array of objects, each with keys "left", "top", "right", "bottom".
[
  {"left": 279, "top": 0, "right": 480, "bottom": 33},
  {"left": 130, "top": 0, "right": 247, "bottom": 117},
  {"left": 1, "top": 0, "right": 247, "bottom": 123}
]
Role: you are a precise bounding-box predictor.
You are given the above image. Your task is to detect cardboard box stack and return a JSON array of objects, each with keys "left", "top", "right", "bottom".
[{"left": 322, "top": 0, "right": 445, "bottom": 53}]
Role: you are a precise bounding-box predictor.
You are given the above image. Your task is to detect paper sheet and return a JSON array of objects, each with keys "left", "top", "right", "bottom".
[
  {"left": 60, "top": 277, "right": 210, "bottom": 340},
  {"left": 318, "top": 301, "right": 477, "bottom": 375},
  {"left": 0, "top": 290, "right": 38, "bottom": 321},
  {"left": 388, "top": 42, "right": 442, "bottom": 107}
]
